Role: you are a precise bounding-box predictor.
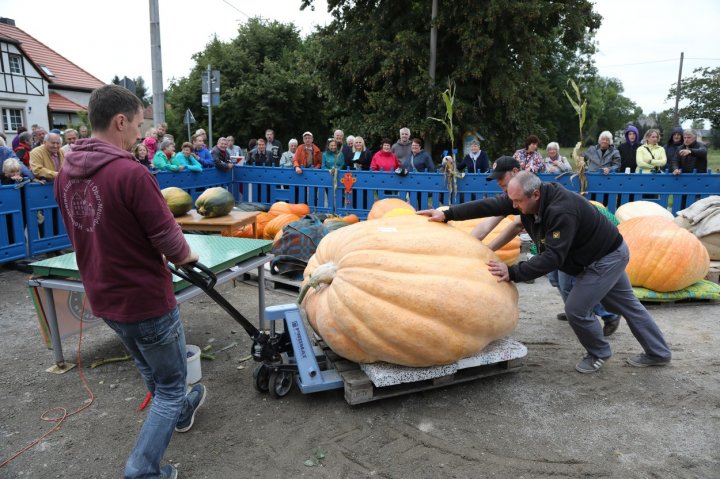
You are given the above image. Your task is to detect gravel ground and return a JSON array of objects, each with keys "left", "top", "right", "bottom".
[{"left": 1, "top": 265, "right": 718, "bottom": 479}]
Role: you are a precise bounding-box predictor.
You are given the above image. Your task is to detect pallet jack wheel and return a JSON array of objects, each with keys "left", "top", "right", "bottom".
[
  {"left": 253, "top": 364, "right": 270, "bottom": 393},
  {"left": 268, "top": 370, "right": 294, "bottom": 398}
]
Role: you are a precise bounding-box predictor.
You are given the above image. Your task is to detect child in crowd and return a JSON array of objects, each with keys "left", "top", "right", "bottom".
[
  {"left": 143, "top": 128, "right": 158, "bottom": 159},
  {"left": 132, "top": 143, "right": 152, "bottom": 170},
  {"left": 2, "top": 157, "right": 41, "bottom": 185}
]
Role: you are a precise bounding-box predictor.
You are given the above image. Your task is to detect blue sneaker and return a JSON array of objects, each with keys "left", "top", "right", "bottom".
[
  {"left": 175, "top": 383, "right": 207, "bottom": 433},
  {"left": 160, "top": 464, "right": 178, "bottom": 479}
]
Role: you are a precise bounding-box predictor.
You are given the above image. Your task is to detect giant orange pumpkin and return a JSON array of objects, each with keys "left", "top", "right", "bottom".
[
  {"left": 224, "top": 211, "right": 276, "bottom": 238},
  {"left": 301, "top": 214, "right": 519, "bottom": 367},
  {"left": 618, "top": 216, "right": 709, "bottom": 291},
  {"left": 615, "top": 201, "right": 673, "bottom": 223},
  {"left": 367, "top": 198, "right": 416, "bottom": 220},
  {"left": 449, "top": 216, "right": 521, "bottom": 265}
]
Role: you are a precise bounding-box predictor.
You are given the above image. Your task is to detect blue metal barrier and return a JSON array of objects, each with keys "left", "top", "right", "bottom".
[
  {"left": 23, "top": 182, "right": 71, "bottom": 257},
  {"left": 0, "top": 185, "right": 26, "bottom": 262},
  {"left": 234, "top": 167, "right": 720, "bottom": 216},
  {"left": 1, "top": 166, "right": 717, "bottom": 263}
]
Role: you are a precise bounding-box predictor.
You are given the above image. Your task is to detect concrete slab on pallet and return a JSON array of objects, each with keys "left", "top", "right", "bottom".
[{"left": 360, "top": 338, "right": 527, "bottom": 388}]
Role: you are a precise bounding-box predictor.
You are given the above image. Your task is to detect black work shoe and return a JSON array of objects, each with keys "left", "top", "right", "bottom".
[
  {"left": 575, "top": 354, "right": 606, "bottom": 374},
  {"left": 626, "top": 354, "right": 671, "bottom": 368},
  {"left": 557, "top": 312, "right": 568, "bottom": 321},
  {"left": 603, "top": 316, "right": 621, "bottom": 337}
]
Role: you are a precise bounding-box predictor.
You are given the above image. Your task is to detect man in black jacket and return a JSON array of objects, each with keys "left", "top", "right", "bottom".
[
  {"left": 671, "top": 129, "right": 708, "bottom": 174},
  {"left": 419, "top": 171, "right": 671, "bottom": 374}
]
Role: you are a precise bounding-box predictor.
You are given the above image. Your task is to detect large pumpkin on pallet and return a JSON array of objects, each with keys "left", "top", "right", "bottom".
[
  {"left": 301, "top": 214, "right": 519, "bottom": 367},
  {"left": 367, "top": 198, "right": 415, "bottom": 220},
  {"left": 618, "top": 217, "right": 709, "bottom": 292},
  {"left": 195, "top": 187, "right": 235, "bottom": 217},
  {"left": 161, "top": 187, "right": 193, "bottom": 217},
  {"left": 448, "top": 216, "right": 521, "bottom": 265},
  {"left": 615, "top": 200, "right": 673, "bottom": 223}
]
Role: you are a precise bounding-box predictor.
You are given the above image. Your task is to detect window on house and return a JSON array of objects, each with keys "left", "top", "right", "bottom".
[
  {"left": 8, "top": 54, "right": 23, "bottom": 75},
  {"left": 39, "top": 64, "right": 55, "bottom": 77},
  {"left": 2, "top": 108, "right": 24, "bottom": 132}
]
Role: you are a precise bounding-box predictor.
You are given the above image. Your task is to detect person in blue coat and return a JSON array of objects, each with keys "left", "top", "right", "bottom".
[
  {"left": 457, "top": 140, "right": 490, "bottom": 173},
  {"left": 402, "top": 138, "right": 435, "bottom": 172}
]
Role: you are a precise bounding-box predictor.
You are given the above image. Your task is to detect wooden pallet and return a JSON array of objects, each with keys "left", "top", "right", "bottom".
[
  {"left": 319, "top": 341, "right": 524, "bottom": 406},
  {"left": 705, "top": 261, "right": 720, "bottom": 284}
]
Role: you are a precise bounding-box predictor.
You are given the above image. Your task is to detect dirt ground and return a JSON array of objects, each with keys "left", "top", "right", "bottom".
[{"left": 1, "top": 264, "right": 719, "bottom": 479}]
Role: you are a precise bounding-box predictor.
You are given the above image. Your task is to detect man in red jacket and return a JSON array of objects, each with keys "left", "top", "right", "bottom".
[{"left": 54, "top": 85, "right": 204, "bottom": 479}]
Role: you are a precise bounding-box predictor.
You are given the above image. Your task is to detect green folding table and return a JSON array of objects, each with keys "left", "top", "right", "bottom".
[{"left": 28, "top": 234, "right": 273, "bottom": 367}]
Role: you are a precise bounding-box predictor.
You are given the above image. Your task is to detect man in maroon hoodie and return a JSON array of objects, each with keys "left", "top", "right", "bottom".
[{"left": 54, "top": 85, "right": 203, "bottom": 479}]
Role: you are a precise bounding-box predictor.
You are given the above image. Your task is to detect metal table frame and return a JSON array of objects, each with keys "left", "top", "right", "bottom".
[{"left": 28, "top": 254, "right": 272, "bottom": 366}]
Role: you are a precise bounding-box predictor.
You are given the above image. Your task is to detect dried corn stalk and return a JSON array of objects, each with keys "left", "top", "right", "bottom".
[{"left": 563, "top": 79, "right": 588, "bottom": 195}]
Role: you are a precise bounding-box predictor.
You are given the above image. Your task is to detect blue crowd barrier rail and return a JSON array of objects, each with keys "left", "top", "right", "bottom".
[
  {"left": 1, "top": 167, "right": 717, "bottom": 264},
  {"left": 23, "top": 182, "right": 71, "bottom": 257},
  {"left": 0, "top": 185, "right": 26, "bottom": 263}
]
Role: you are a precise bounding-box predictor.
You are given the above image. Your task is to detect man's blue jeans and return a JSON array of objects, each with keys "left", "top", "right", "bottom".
[
  {"left": 547, "top": 270, "right": 615, "bottom": 318},
  {"left": 104, "top": 307, "right": 195, "bottom": 479}
]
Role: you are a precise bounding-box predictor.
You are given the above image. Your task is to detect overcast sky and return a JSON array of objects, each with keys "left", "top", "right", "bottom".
[{"left": 3, "top": 0, "right": 719, "bottom": 116}]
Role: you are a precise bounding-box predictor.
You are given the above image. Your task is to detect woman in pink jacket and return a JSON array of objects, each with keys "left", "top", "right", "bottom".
[{"left": 370, "top": 138, "right": 400, "bottom": 171}]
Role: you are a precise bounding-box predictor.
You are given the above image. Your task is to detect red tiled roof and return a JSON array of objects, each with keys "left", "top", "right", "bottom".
[
  {"left": 0, "top": 22, "right": 105, "bottom": 91},
  {"left": 48, "top": 92, "right": 86, "bottom": 112}
]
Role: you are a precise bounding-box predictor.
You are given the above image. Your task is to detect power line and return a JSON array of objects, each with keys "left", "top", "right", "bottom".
[
  {"left": 597, "top": 57, "right": 720, "bottom": 68},
  {"left": 220, "top": 0, "right": 250, "bottom": 18}
]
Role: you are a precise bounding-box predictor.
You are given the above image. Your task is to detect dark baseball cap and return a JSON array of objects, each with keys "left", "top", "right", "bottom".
[{"left": 486, "top": 156, "right": 520, "bottom": 180}]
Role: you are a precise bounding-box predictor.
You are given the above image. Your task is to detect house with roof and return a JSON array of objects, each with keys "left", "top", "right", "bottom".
[{"left": 0, "top": 17, "right": 105, "bottom": 142}]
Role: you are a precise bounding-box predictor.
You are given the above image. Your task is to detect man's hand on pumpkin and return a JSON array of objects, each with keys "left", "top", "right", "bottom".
[{"left": 487, "top": 260, "right": 509, "bottom": 282}]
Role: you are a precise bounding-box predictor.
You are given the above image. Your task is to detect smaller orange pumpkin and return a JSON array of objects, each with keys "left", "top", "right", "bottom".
[
  {"left": 269, "top": 202, "right": 310, "bottom": 217},
  {"left": 367, "top": 198, "right": 416, "bottom": 220},
  {"left": 264, "top": 213, "right": 300, "bottom": 240}
]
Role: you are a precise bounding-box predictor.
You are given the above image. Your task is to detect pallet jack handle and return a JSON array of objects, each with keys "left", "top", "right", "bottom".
[{"left": 169, "top": 261, "right": 263, "bottom": 341}]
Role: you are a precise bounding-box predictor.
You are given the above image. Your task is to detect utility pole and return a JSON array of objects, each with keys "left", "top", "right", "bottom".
[
  {"left": 149, "top": 0, "right": 165, "bottom": 124},
  {"left": 206, "top": 64, "right": 213, "bottom": 148},
  {"left": 673, "top": 51, "right": 684, "bottom": 126}
]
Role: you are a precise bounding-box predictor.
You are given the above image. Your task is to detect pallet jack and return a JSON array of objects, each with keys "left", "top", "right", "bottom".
[{"left": 170, "top": 261, "right": 342, "bottom": 398}]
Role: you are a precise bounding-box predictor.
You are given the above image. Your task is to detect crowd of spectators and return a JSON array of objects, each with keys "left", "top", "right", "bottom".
[{"left": 1, "top": 122, "right": 711, "bottom": 189}]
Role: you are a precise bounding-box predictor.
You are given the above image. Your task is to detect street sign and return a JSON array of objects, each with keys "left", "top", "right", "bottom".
[
  {"left": 183, "top": 109, "right": 196, "bottom": 125},
  {"left": 201, "top": 94, "right": 220, "bottom": 107},
  {"left": 201, "top": 70, "right": 221, "bottom": 94}
]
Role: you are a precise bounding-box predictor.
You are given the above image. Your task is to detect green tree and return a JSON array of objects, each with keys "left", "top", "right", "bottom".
[
  {"left": 582, "top": 77, "right": 641, "bottom": 143},
  {"left": 302, "top": 0, "right": 602, "bottom": 156},
  {"left": 165, "top": 19, "right": 327, "bottom": 146},
  {"left": 690, "top": 119, "right": 705, "bottom": 130},
  {"left": 668, "top": 66, "right": 720, "bottom": 129},
  {"left": 111, "top": 75, "right": 150, "bottom": 107}
]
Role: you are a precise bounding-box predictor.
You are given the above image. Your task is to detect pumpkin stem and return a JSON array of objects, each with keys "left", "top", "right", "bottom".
[{"left": 297, "top": 262, "right": 337, "bottom": 305}]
